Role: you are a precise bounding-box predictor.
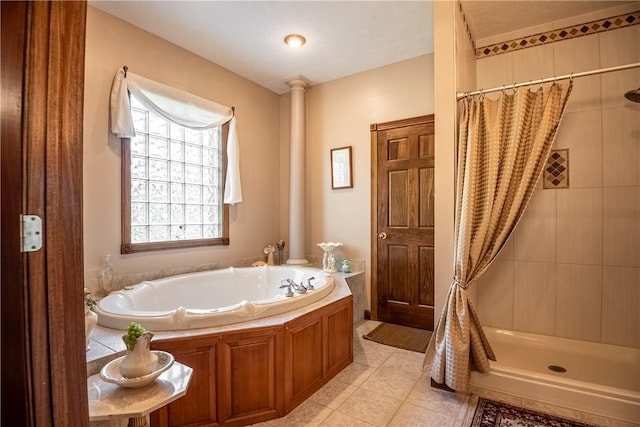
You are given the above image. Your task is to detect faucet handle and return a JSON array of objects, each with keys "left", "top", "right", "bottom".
[{"left": 279, "top": 280, "right": 294, "bottom": 297}]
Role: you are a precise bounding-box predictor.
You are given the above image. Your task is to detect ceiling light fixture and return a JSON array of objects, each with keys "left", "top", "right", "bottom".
[{"left": 284, "top": 34, "right": 306, "bottom": 48}]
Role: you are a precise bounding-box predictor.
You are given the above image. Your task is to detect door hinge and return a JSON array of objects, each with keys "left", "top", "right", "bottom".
[{"left": 21, "top": 214, "right": 43, "bottom": 252}]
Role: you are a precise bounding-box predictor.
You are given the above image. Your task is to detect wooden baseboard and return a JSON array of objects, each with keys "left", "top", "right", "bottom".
[{"left": 364, "top": 309, "right": 371, "bottom": 320}]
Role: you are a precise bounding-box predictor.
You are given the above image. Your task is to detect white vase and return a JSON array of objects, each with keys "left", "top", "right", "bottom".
[
  {"left": 317, "top": 242, "right": 343, "bottom": 273},
  {"left": 84, "top": 309, "right": 97, "bottom": 351},
  {"left": 120, "top": 331, "right": 158, "bottom": 378}
]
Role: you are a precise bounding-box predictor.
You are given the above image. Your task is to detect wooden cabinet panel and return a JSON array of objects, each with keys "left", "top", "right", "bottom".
[
  {"left": 149, "top": 296, "right": 352, "bottom": 427},
  {"left": 219, "top": 328, "right": 283, "bottom": 424},
  {"left": 284, "top": 316, "right": 323, "bottom": 410},
  {"left": 325, "top": 301, "right": 353, "bottom": 378},
  {"left": 151, "top": 339, "right": 217, "bottom": 427}
]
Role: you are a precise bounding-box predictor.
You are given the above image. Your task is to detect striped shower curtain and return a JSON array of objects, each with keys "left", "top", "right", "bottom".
[{"left": 424, "top": 81, "right": 573, "bottom": 391}]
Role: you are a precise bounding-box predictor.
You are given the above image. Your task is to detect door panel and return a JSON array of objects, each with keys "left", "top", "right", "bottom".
[
  {"left": 1, "top": 2, "right": 89, "bottom": 425},
  {"left": 372, "top": 116, "right": 435, "bottom": 330}
]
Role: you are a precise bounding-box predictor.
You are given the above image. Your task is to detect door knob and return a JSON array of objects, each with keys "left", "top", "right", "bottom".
[{"left": 378, "top": 231, "right": 388, "bottom": 240}]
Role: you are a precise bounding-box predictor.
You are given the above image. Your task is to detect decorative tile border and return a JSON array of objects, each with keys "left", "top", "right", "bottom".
[
  {"left": 544, "top": 149, "right": 569, "bottom": 189},
  {"left": 476, "top": 11, "right": 640, "bottom": 59},
  {"left": 458, "top": 1, "right": 476, "bottom": 51}
]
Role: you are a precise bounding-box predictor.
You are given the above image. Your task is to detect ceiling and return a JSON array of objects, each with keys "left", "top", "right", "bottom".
[
  {"left": 461, "top": 1, "right": 633, "bottom": 41},
  {"left": 90, "top": 1, "right": 634, "bottom": 95}
]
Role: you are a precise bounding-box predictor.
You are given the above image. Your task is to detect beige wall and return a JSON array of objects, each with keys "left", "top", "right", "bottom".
[
  {"left": 83, "top": 7, "right": 281, "bottom": 287},
  {"left": 472, "top": 5, "right": 640, "bottom": 348},
  {"left": 292, "top": 55, "right": 435, "bottom": 308},
  {"left": 84, "top": 6, "right": 437, "bottom": 305}
]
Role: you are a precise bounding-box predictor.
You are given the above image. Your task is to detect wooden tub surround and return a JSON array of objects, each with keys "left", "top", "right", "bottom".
[
  {"left": 148, "top": 295, "right": 353, "bottom": 427},
  {"left": 85, "top": 273, "right": 361, "bottom": 426}
]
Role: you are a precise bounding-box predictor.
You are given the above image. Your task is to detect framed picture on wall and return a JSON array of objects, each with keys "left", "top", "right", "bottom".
[{"left": 330, "top": 146, "right": 353, "bottom": 189}]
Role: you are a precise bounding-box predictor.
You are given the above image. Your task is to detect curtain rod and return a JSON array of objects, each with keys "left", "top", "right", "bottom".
[{"left": 457, "top": 62, "right": 640, "bottom": 100}]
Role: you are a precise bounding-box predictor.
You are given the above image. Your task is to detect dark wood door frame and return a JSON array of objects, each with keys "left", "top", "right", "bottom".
[
  {"left": 370, "top": 115, "right": 435, "bottom": 325},
  {"left": 1, "top": 2, "right": 89, "bottom": 425}
]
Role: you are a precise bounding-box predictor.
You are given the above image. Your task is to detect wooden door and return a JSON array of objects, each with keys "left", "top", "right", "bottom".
[
  {"left": 1, "top": 2, "right": 88, "bottom": 425},
  {"left": 371, "top": 115, "right": 435, "bottom": 330}
]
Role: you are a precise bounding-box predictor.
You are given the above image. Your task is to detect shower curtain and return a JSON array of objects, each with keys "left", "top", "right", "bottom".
[{"left": 424, "top": 81, "right": 573, "bottom": 391}]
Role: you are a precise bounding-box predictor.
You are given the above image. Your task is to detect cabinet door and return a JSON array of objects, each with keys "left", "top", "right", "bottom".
[
  {"left": 218, "top": 328, "right": 284, "bottom": 424},
  {"left": 150, "top": 338, "right": 217, "bottom": 427},
  {"left": 325, "top": 298, "right": 354, "bottom": 378},
  {"left": 284, "top": 315, "right": 324, "bottom": 411}
]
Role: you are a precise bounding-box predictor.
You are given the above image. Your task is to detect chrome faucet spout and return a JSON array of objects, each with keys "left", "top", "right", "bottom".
[
  {"left": 279, "top": 280, "right": 294, "bottom": 297},
  {"left": 284, "top": 278, "right": 308, "bottom": 294}
]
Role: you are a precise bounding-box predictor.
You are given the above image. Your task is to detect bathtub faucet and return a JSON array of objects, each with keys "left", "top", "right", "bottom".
[
  {"left": 280, "top": 278, "right": 307, "bottom": 296},
  {"left": 279, "top": 280, "right": 295, "bottom": 297},
  {"left": 280, "top": 279, "right": 293, "bottom": 298}
]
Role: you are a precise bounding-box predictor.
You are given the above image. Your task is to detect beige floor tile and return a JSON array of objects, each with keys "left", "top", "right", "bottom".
[
  {"left": 319, "top": 411, "right": 376, "bottom": 427},
  {"left": 335, "top": 388, "right": 402, "bottom": 427},
  {"left": 353, "top": 340, "right": 396, "bottom": 368},
  {"left": 331, "top": 362, "right": 377, "bottom": 387},
  {"left": 379, "top": 348, "right": 426, "bottom": 374},
  {"left": 266, "top": 400, "right": 333, "bottom": 427},
  {"left": 468, "top": 387, "right": 524, "bottom": 407},
  {"left": 260, "top": 323, "right": 615, "bottom": 427},
  {"left": 388, "top": 402, "right": 456, "bottom": 427},
  {"left": 406, "top": 374, "right": 467, "bottom": 417},
  {"left": 309, "top": 377, "right": 358, "bottom": 409},
  {"left": 455, "top": 394, "right": 479, "bottom": 427},
  {"left": 360, "top": 365, "right": 420, "bottom": 400},
  {"left": 354, "top": 320, "right": 382, "bottom": 337}
]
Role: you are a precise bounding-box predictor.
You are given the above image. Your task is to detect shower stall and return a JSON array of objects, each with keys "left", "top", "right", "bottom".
[{"left": 463, "top": 19, "right": 640, "bottom": 425}]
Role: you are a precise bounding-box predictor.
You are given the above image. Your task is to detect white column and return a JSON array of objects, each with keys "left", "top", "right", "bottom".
[{"left": 286, "top": 76, "right": 310, "bottom": 265}]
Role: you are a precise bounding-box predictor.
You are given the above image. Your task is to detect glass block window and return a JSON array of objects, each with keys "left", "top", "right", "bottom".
[{"left": 121, "top": 95, "right": 229, "bottom": 253}]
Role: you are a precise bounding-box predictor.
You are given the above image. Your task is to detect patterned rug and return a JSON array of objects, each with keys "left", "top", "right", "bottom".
[{"left": 471, "top": 398, "right": 595, "bottom": 427}]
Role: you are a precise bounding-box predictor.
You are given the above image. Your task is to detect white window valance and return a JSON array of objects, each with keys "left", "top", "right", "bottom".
[{"left": 110, "top": 67, "right": 242, "bottom": 204}]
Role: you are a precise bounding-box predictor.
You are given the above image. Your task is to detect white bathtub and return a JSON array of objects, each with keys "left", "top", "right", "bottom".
[
  {"left": 96, "top": 266, "right": 334, "bottom": 331},
  {"left": 469, "top": 327, "right": 640, "bottom": 424}
]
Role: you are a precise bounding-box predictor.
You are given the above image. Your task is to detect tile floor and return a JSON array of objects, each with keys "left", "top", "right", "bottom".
[
  {"left": 250, "top": 320, "right": 476, "bottom": 427},
  {"left": 251, "top": 320, "right": 637, "bottom": 427}
]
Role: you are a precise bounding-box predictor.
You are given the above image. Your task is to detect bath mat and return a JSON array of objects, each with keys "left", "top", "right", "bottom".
[
  {"left": 363, "top": 322, "right": 432, "bottom": 353},
  {"left": 470, "top": 397, "right": 595, "bottom": 427}
]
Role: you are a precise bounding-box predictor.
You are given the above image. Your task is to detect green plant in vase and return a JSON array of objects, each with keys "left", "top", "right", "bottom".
[
  {"left": 122, "top": 322, "right": 146, "bottom": 351},
  {"left": 120, "top": 322, "right": 157, "bottom": 378}
]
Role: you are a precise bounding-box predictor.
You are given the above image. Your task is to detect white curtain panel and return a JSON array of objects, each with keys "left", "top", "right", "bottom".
[
  {"left": 110, "top": 67, "right": 242, "bottom": 204},
  {"left": 424, "top": 81, "right": 573, "bottom": 391},
  {"left": 224, "top": 117, "right": 242, "bottom": 204}
]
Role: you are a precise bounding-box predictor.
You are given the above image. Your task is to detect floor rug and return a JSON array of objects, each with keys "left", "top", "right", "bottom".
[
  {"left": 363, "top": 322, "right": 432, "bottom": 353},
  {"left": 471, "top": 397, "right": 595, "bottom": 427}
]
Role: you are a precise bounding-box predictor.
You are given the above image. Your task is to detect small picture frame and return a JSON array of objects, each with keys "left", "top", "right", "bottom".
[{"left": 330, "top": 146, "right": 353, "bottom": 189}]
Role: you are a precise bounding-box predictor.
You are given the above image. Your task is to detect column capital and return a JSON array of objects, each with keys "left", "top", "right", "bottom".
[{"left": 285, "top": 75, "right": 311, "bottom": 90}]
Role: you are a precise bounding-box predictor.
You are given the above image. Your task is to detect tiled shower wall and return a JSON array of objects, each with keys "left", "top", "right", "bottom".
[{"left": 472, "top": 12, "right": 640, "bottom": 348}]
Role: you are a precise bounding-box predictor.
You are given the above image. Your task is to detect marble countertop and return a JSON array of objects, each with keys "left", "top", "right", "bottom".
[{"left": 88, "top": 361, "right": 193, "bottom": 421}]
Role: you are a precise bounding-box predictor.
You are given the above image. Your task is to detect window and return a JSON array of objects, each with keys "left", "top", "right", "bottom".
[{"left": 121, "top": 95, "right": 229, "bottom": 254}]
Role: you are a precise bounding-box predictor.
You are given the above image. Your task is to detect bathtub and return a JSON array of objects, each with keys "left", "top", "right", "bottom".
[
  {"left": 469, "top": 327, "right": 640, "bottom": 424},
  {"left": 96, "top": 265, "right": 334, "bottom": 331}
]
